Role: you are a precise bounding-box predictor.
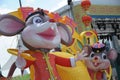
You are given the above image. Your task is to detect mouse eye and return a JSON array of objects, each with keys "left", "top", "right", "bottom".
[
  {"left": 90, "top": 52, "right": 95, "bottom": 58},
  {"left": 102, "top": 53, "right": 107, "bottom": 59},
  {"left": 33, "top": 17, "right": 43, "bottom": 24}
]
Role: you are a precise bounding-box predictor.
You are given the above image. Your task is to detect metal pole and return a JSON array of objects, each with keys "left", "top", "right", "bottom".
[
  {"left": 19, "top": 0, "right": 22, "bottom": 8},
  {"left": 69, "top": 1, "right": 75, "bottom": 21},
  {"left": 69, "top": 0, "right": 78, "bottom": 32}
]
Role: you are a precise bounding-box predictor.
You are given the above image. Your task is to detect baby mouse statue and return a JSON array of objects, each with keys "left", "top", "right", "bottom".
[{"left": 80, "top": 42, "right": 117, "bottom": 80}]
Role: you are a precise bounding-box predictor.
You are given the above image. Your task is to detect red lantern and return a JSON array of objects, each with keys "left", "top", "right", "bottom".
[
  {"left": 81, "top": 0, "right": 91, "bottom": 11},
  {"left": 82, "top": 15, "right": 92, "bottom": 26}
]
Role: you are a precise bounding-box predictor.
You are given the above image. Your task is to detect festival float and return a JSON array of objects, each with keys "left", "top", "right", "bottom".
[{"left": 0, "top": 0, "right": 117, "bottom": 80}]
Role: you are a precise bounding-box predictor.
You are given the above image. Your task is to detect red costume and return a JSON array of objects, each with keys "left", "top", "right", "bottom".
[
  {"left": 87, "top": 67, "right": 111, "bottom": 80},
  {"left": 23, "top": 50, "right": 75, "bottom": 80}
]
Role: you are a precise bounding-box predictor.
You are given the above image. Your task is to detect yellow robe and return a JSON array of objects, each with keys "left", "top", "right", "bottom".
[{"left": 51, "top": 52, "right": 91, "bottom": 80}]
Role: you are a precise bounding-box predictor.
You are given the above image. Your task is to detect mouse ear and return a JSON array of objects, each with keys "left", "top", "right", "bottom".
[
  {"left": 107, "top": 48, "right": 117, "bottom": 61},
  {"left": 0, "top": 14, "right": 25, "bottom": 36},
  {"left": 57, "top": 23, "right": 72, "bottom": 46}
]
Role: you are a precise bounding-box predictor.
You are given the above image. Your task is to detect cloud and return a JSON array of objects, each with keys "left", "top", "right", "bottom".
[
  {"left": 23, "top": 0, "right": 35, "bottom": 6},
  {"left": 51, "top": 0, "right": 67, "bottom": 11},
  {"left": 0, "top": 8, "right": 14, "bottom": 14},
  {"left": 0, "top": 3, "right": 15, "bottom": 14},
  {"left": 58, "top": 0, "right": 67, "bottom": 6},
  {"left": 50, "top": 0, "right": 80, "bottom": 11}
]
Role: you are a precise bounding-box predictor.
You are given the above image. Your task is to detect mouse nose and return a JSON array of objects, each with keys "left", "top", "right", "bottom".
[
  {"left": 49, "top": 19, "right": 55, "bottom": 23},
  {"left": 93, "top": 56, "right": 99, "bottom": 62},
  {"left": 94, "top": 56, "right": 98, "bottom": 60}
]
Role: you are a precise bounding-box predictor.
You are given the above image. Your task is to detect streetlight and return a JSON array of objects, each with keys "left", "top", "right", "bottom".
[
  {"left": 67, "top": 0, "right": 78, "bottom": 32},
  {"left": 67, "top": 0, "right": 75, "bottom": 21}
]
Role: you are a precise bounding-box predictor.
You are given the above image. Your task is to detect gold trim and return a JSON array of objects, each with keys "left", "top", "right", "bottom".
[
  {"left": 7, "top": 49, "right": 36, "bottom": 61},
  {"left": 42, "top": 51, "right": 56, "bottom": 80}
]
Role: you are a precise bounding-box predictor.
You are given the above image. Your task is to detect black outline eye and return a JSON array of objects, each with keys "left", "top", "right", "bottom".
[
  {"left": 90, "top": 52, "right": 94, "bottom": 58},
  {"left": 33, "top": 17, "right": 43, "bottom": 24},
  {"left": 102, "top": 53, "right": 107, "bottom": 59}
]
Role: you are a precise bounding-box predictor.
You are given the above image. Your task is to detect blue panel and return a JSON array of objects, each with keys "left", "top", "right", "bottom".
[{"left": 89, "top": 15, "right": 120, "bottom": 18}]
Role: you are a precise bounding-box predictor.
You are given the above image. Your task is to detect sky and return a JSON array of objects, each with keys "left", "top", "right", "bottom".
[
  {"left": 0, "top": 0, "right": 120, "bottom": 14},
  {"left": 0, "top": 0, "right": 120, "bottom": 77},
  {"left": 0, "top": 0, "right": 69, "bottom": 14}
]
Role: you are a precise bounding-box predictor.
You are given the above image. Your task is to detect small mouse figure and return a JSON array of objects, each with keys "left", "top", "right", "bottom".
[
  {"left": 0, "top": 8, "right": 81, "bottom": 80},
  {"left": 80, "top": 42, "right": 117, "bottom": 80}
]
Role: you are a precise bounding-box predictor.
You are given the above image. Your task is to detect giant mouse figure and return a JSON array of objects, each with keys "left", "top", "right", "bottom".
[
  {"left": 81, "top": 42, "right": 117, "bottom": 80},
  {"left": 0, "top": 9, "right": 82, "bottom": 80}
]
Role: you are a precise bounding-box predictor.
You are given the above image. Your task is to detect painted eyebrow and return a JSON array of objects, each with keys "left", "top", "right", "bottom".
[{"left": 25, "top": 11, "right": 45, "bottom": 21}]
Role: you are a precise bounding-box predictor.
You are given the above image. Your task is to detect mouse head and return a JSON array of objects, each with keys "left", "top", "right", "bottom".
[
  {"left": 82, "top": 42, "right": 117, "bottom": 71},
  {"left": 0, "top": 9, "right": 73, "bottom": 50}
]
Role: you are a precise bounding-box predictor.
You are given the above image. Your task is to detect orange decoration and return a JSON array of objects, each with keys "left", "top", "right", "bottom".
[
  {"left": 82, "top": 15, "right": 92, "bottom": 26},
  {"left": 47, "top": 13, "right": 77, "bottom": 29},
  {"left": 81, "top": 0, "right": 91, "bottom": 11},
  {"left": 62, "top": 16, "right": 77, "bottom": 28},
  {"left": 19, "top": 7, "right": 34, "bottom": 20}
]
